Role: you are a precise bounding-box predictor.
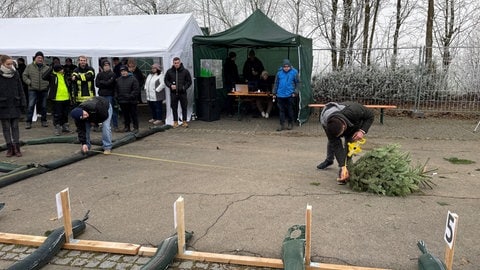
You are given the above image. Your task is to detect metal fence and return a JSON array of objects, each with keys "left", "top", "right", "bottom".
[{"left": 311, "top": 46, "right": 480, "bottom": 114}]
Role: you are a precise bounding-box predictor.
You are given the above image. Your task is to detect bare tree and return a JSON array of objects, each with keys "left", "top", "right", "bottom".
[
  {"left": 390, "top": 0, "right": 414, "bottom": 69},
  {"left": 434, "top": 0, "right": 480, "bottom": 72},
  {"left": 425, "top": 0, "right": 434, "bottom": 72},
  {"left": 123, "top": 0, "right": 190, "bottom": 15},
  {"left": 0, "top": 0, "right": 40, "bottom": 18}
]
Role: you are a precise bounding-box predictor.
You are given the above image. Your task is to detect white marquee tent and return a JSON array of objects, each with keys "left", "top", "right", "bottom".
[{"left": 0, "top": 13, "right": 203, "bottom": 124}]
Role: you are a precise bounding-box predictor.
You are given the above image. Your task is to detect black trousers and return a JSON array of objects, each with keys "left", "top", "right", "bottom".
[
  {"left": 119, "top": 103, "right": 139, "bottom": 129},
  {"left": 170, "top": 92, "right": 188, "bottom": 121}
]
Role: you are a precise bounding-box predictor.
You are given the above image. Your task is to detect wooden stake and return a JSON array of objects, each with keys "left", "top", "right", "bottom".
[
  {"left": 444, "top": 213, "right": 459, "bottom": 270},
  {"left": 305, "top": 204, "right": 312, "bottom": 266},
  {"left": 175, "top": 196, "right": 185, "bottom": 254},
  {"left": 60, "top": 189, "right": 73, "bottom": 243}
]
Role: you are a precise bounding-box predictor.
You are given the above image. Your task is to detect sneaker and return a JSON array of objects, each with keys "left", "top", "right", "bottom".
[
  {"left": 261, "top": 111, "right": 266, "bottom": 118},
  {"left": 181, "top": 122, "right": 189, "bottom": 128},
  {"left": 54, "top": 125, "right": 61, "bottom": 136},
  {"left": 148, "top": 119, "right": 155, "bottom": 123},
  {"left": 265, "top": 113, "right": 269, "bottom": 119},
  {"left": 123, "top": 127, "right": 131, "bottom": 132},
  {"left": 316, "top": 160, "right": 334, "bottom": 170},
  {"left": 62, "top": 124, "right": 71, "bottom": 133},
  {"left": 287, "top": 122, "right": 293, "bottom": 130},
  {"left": 103, "top": 149, "right": 111, "bottom": 155},
  {"left": 113, "top": 127, "right": 120, "bottom": 133},
  {"left": 276, "top": 125, "right": 284, "bottom": 132},
  {"left": 132, "top": 129, "right": 139, "bottom": 133},
  {"left": 41, "top": 121, "right": 48, "bottom": 127},
  {"left": 153, "top": 120, "right": 163, "bottom": 125},
  {"left": 25, "top": 122, "right": 32, "bottom": 129}
]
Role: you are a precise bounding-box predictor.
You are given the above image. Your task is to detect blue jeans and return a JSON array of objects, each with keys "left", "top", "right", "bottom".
[
  {"left": 148, "top": 100, "right": 163, "bottom": 120},
  {"left": 84, "top": 104, "right": 112, "bottom": 150},
  {"left": 103, "top": 96, "right": 118, "bottom": 128},
  {"left": 26, "top": 90, "right": 48, "bottom": 123}
]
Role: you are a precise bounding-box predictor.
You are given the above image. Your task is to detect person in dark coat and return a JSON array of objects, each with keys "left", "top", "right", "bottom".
[
  {"left": 242, "top": 50, "right": 264, "bottom": 91},
  {"left": 16, "top": 57, "right": 28, "bottom": 105},
  {"left": 127, "top": 58, "right": 145, "bottom": 103},
  {"left": 115, "top": 65, "right": 140, "bottom": 133},
  {"left": 95, "top": 59, "right": 119, "bottom": 132},
  {"left": 0, "top": 55, "right": 26, "bottom": 157},
  {"left": 70, "top": 96, "right": 112, "bottom": 154},
  {"left": 317, "top": 101, "right": 375, "bottom": 184},
  {"left": 164, "top": 57, "right": 192, "bottom": 128},
  {"left": 223, "top": 51, "right": 239, "bottom": 116},
  {"left": 43, "top": 64, "right": 73, "bottom": 135}
]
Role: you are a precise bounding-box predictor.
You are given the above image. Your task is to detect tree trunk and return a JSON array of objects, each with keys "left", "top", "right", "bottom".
[
  {"left": 425, "top": 0, "right": 434, "bottom": 72},
  {"left": 338, "top": 0, "right": 352, "bottom": 70},
  {"left": 331, "top": 0, "right": 339, "bottom": 71},
  {"left": 361, "top": 0, "right": 370, "bottom": 66}
]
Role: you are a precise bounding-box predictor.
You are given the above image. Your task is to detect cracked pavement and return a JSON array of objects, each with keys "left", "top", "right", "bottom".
[{"left": 0, "top": 110, "right": 479, "bottom": 269}]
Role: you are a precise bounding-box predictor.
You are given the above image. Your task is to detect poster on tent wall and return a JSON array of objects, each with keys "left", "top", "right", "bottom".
[{"left": 200, "top": 59, "right": 223, "bottom": 89}]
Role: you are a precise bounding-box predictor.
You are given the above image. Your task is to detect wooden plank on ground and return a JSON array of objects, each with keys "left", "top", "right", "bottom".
[
  {"left": 0, "top": 232, "right": 46, "bottom": 246},
  {"left": 177, "top": 251, "right": 391, "bottom": 270},
  {"left": 177, "top": 250, "right": 284, "bottom": 268},
  {"left": 63, "top": 239, "right": 140, "bottom": 255},
  {"left": 308, "top": 104, "right": 397, "bottom": 109},
  {"left": 0, "top": 232, "right": 140, "bottom": 255},
  {"left": 138, "top": 246, "right": 157, "bottom": 256}
]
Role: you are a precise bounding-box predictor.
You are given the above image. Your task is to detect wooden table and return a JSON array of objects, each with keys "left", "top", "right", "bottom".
[
  {"left": 228, "top": 91, "right": 272, "bottom": 120},
  {"left": 308, "top": 104, "right": 397, "bottom": 124}
]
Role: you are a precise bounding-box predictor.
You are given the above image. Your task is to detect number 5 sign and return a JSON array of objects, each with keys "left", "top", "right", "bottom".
[
  {"left": 444, "top": 211, "right": 459, "bottom": 270},
  {"left": 444, "top": 211, "right": 458, "bottom": 249}
]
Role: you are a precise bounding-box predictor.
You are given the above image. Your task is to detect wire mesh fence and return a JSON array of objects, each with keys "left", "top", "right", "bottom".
[{"left": 311, "top": 46, "right": 480, "bottom": 114}]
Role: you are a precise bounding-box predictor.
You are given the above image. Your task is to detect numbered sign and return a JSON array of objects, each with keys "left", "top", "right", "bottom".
[{"left": 444, "top": 211, "right": 458, "bottom": 249}]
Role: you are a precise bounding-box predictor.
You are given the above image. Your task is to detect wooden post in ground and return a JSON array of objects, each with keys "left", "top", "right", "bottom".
[
  {"left": 444, "top": 212, "right": 459, "bottom": 270},
  {"left": 175, "top": 196, "right": 185, "bottom": 255},
  {"left": 305, "top": 204, "right": 312, "bottom": 266},
  {"left": 60, "top": 188, "right": 73, "bottom": 243}
]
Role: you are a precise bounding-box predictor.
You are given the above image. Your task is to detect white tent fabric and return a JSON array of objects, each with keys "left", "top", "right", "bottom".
[{"left": 0, "top": 13, "right": 203, "bottom": 125}]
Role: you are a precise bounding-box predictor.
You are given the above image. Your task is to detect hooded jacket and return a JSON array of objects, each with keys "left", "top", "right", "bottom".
[
  {"left": 164, "top": 63, "right": 192, "bottom": 94},
  {"left": 273, "top": 66, "right": 300, "bottom": 98},
  {"left": 321, "top": 101, "right": 375, "bottom": 166},
  {"left": 73, "top": 96, "right": 109, "bottom": 145}
]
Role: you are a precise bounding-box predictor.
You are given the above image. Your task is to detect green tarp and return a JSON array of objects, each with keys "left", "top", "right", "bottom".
[{"left": 192, "top": 9, "right": 313, "bottom": 123}]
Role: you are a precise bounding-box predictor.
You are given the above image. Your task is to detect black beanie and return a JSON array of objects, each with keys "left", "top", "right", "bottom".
[
  {"left": 53, "top": 64, "right": 63, "bottom": 72},
  {"left": 326, "top": 117, "right": 345, "bottom": 137},
  {"left": 34, "top": 51, "right": 44, "bottom": 59}
]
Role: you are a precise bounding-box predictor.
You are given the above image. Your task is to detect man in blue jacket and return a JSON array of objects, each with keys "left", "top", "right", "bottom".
[{"left": 272, "top": 59, "right": 300, "bottom": 131}]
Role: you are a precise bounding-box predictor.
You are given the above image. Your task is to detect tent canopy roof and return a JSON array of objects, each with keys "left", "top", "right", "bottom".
[
  {"left": 193, "top": 10, "right": 303, "bottom": 47},
  {"left": 0, "top": 13, "right": 201, "bottom": 58}
]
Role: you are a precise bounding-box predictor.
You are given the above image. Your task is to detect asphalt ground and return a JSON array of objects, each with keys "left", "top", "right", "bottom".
[{"left": 0, "top": 106, "right": 479, "bottom": 270}]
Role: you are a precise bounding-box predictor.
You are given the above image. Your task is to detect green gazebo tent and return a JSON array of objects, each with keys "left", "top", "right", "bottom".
[{"left": 192, "top": 9, "right": 313, "bottom": 123}]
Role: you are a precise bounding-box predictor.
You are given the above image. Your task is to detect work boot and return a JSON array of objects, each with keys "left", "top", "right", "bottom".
[
  {"left": 317, "top": 160, "right": 334, "bottom": 170},
  {"left": 25, "top": 122, "right": 32, "bottom": 129},
  {"left": 13, "top": 143, "right": 22, "bottom": 157},
  {"left": 54, "top": 125, "right": 61, "bottom": 136},
  {"left": 181, "top": 122, "right": 189, "bottom": 128},
  {"left": 62, "top": 123, "right": 71, "bottom": 133},
  {"left": 173, "top": 121, "right": 179, "bottom": 128},
  {"left": 5, "top": 143, "right": 13, "bottom": 157}
]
